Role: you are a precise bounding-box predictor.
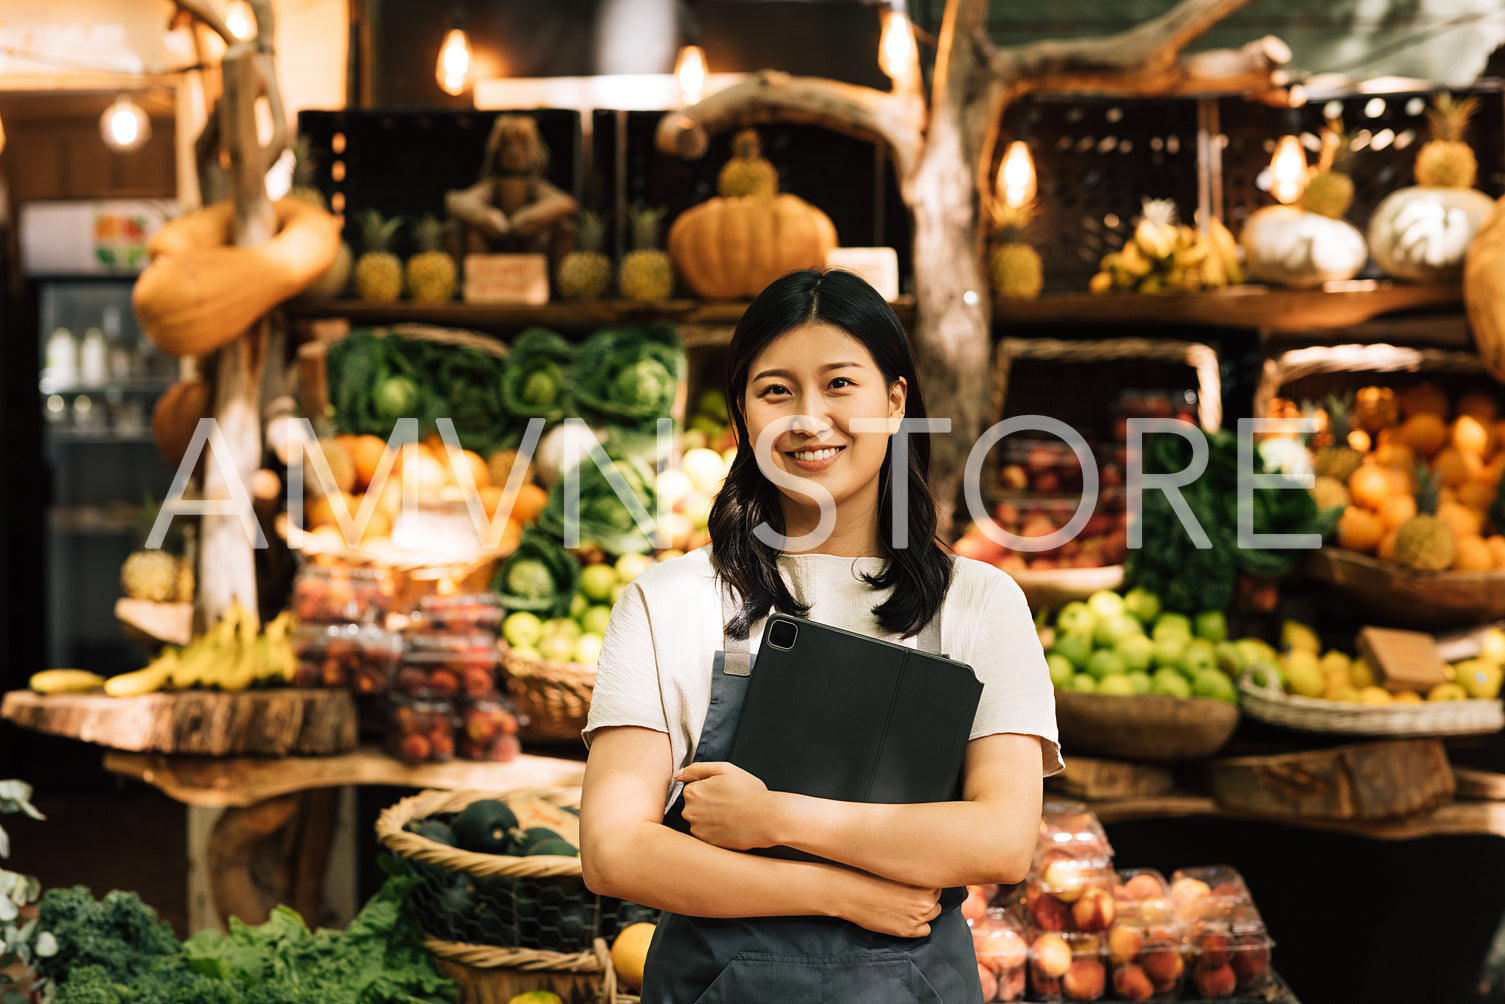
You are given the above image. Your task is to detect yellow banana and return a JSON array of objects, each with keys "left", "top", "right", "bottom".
[
  {"left": 219, "top": 608, "right": 260, "bottom": 692},
  {"left": 1209, "top": 219, "right": 1245, "bottom": 284},
  {"left": 170, "top": 603, "right": 236, "bottom": 689},
  {"left": 105, "top": 651, "right": 178, "bottom": 697},
  {"left": 1117, "top": 243, "right": 1154, "bottom": 279},
  {"left": 260, "top": 611, "right": 296, "bottom": 683},
  {"left": 29, "top": 669, "right": 106, "bottom": 695}
]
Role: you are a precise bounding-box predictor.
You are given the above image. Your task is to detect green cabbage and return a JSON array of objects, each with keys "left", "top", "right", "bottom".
[
  {"left": 500, "top": 327, "right": 577, "bottom": 423},
  {"left": 535, "top": 448, "right": 659, "bottom": 556},
  {"left": 493, "top": 529, "right": 581, "bottom": 618},
  {"left": 573, "top": 323, "right": 684, "bottom": 429}
]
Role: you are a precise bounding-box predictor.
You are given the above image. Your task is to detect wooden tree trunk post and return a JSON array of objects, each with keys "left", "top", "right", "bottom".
[
  {"left": 196, "top": 0, "right": 286, "bottom": 626},
  {"left": 656, "top": 0, "right": 1287, "bottom": 537}
]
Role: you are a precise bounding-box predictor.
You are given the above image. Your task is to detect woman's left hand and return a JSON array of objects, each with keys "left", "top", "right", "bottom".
[{"left": 676, "top": 762, "right": 778, "bottom": 850}]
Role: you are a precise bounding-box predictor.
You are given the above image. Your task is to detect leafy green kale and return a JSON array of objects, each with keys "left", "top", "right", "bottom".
[
  {"left": 493, "top": 528, "right": 582, "bottom": 618},
  {"left": 34, "top": 887, "right": 180, "bottom": 988},
  {"left": 500, "top": 327, "right": 577, "bottom": 424},
  {"left": 1125, "top": 428, "right": 1341, "bottom": 613},
  {"left": 572, "top": 323, "right": 684, "bottom": 429},
  {"left": 433, "top": 344, "right": 510, "bottom": 455}
]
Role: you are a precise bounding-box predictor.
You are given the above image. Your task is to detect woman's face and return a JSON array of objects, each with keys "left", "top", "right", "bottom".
[{"left": 741, "top": 322, "right": 906, "bottom": 518}]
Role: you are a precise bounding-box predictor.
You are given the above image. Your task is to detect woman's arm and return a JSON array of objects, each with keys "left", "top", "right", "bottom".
[
  {"left": 580, "top": 725, "right": 945, "bottom": 937},
  {"left": 676, "top": 732, "right": 1044, "bottom": 889}
]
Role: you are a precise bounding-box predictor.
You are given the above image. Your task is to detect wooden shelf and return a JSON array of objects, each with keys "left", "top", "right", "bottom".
[
  {"left": 1086, "top": 792, "right": 1505, "bottom": 841},
  {"left": 103, "top": 745, "right": 586, "bottom": 808},
  {"left": 285, "top": 296, "right": 916, "bottom": 334},
  {"left": 995, "top": 281, "right": 1462, "bottom": 333}
]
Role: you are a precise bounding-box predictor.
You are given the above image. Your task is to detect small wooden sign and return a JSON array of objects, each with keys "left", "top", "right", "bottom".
[
  {"left": 1356, "top": 626, "right": 1449, "bottom": 693},
  {"left": 826, "top": 247, "right": 900, "bottom": 301},
  {"left": 462, "top": 253, "right": 550, "bottom": 305}
]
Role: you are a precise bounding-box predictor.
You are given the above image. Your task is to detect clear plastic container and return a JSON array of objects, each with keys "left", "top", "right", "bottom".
[
  {"left": 1108, "top": 869, "right": 1187, "bottom": 1000},
  {"left": 1172, "top": 866, "right": 1274, "bottom": 998},
  {"left": 973, "top": 908, "right": 1028, "bottom": 1002},
  {"left": 1027, "top": 928, "right": 1108, "bottom": 1002},
  {"left": 292, "top": 622, "right": 400, "bottom": 691},
  {"left": 396, "top": 633, "right": 501, "bottom": 701},
  {"left": 1169, "top": 865, "right": 1255, "bottom": 924},
  {"left": 457, "top": 697, "right": 523, "bottom": 762},
  {"left": 410, "top": 593, "right": 505, "bottom": 635},
  {"left": 386, "top": 695, "right": 458, "bottom": 765},
  {"left": 292, "top": 562, "right": 394, "bottom": 624},
  {"left": 1026, "top": 803, "right": 1116, "bottom": 932}
]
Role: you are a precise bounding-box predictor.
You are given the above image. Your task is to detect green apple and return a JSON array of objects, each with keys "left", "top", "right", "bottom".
[
  {"left": 1097, "top": 673, "right": 1136, "bottom": 696},
  {"left": 1246, "top": 661, "right": 1284, "bottom": 693},
  {"left": 615, "top": 552, "right": 654, "bottom": 583},
  {"left": 1055, "top": 601, "right": 1096, "bottom": 637},
  {"left": 569, "top": 592, "right": 589, "bottom": 619},
  {"left": 1194, "top": 610, "right": 1228, "bottom": 643},
  {"left": 1086, "top": 649, "right": 1126, "bottom": 681},
  {"left": 539, "top": 633, "right": 578, "bottom": 663},
  {"left": 544, "top": 617, "right": 582, "bottom": 641},
  {"left": 1050, "top": 634, "right": 1094, "bottom": 671},
  {"left": 581, "top": 604, "right": 613, "bottom": 637},
  {"left": 1235, "top": 637, "right": 1277, "bottom": 669},
  {"left": 511, "top": 644, "right": 542, "bottom": 660},
  {"left": 1151, "top": 668, "right": 1192, "bottom": 699},
  {"left": 1117, "top": 634, "right": 1155, "bottom": 674},
  {"left": 1192, "top": 668, "right": 1238, "bottom": 703},
  {"left": 1152, "top": 612, "right": 1193, "bottom": 642},
  {"left": 1180, "top": 640, "right": 1219, "bottom": 679},
  {"left": 1046, "top": 653, "right": 1076, "bottom": 689},
  {"left": 1093, "top": 613, "right": 1144, "bottom": 649},
  {"left": 1087, "top": 590, "right": 1127, "bottom": 620},
  {"left": 610, "top": 582, "right": 628, "bottom": 604},
  {"left": 502, "top": 611, "right": 544, "bottom": 649},
  {"left": 573, "top": 632, "right": 605, "bottom": 665},
  {"left": 1215, "top": 641, "right": 1245, "bottom": 676},
  {"left": 1152, "top": 635, "right": 1188, "bottom": 670},
  {"left": 1071, "top": 673, "right": 1099, "bottom": 694},
  {"left": 580, "top": 563, "right": 618, "bottom": 603},
  {"left": 1127, "top": 670, "right": 1154, "bottom": 695},
  {"left": 1123, "top": 586, "right": 1162, "bottom": 625}
]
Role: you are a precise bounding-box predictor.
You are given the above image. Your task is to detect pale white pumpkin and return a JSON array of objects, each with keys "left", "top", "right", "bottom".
[
  {"left": 1368, "top": 186, "right": 1494, "bottom": 280},
  {"left": 1240, "top": 205, "right": 1368, "bottom": 289}
]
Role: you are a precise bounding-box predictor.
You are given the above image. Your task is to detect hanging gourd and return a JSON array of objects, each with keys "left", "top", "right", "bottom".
[
  {"left": 1241, "top": 118, "right": 1368, "bottom": 290},
  {"left": 1368, "top": 93, "right": 1495, "bottom": 281},
  {"left": 668, "top": 129, "right": 838, "bottom": 299}
]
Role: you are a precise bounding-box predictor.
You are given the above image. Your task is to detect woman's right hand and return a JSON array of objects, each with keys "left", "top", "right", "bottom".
[{"left": 829, "top": 868, "right": 943, "bottom": 938}]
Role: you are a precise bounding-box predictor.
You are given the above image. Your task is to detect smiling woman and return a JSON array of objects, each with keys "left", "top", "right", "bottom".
[{"left": 579, "top": 269, "right": 1059, "bottom": 1004}]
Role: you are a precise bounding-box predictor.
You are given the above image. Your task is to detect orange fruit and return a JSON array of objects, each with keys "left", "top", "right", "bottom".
[
  {"left": 374, "top": 477, "right": 406, "bottom": 519},
  {"left": 348, "top": 434, "right": 389, "bottom": 490},
  {"left": 1377, "top": 530, "right": 1399, "bottom": 562},
  {"left": 1336, "top": 506, "right": 1384, "bottom": 553},
  {"left": 1438, "top": 501, "right": 1483, "bottom": 538},
  {"left": 1432, "top": 446, "right": 1478, "bottom": 488},
  {"left": 1485, "top": 454, "right": 1505, "bottom": 486},
  {"left": 423, "top": 433, "right": 446, "bottom": 457},
  {"left": 1454, "top": 534, "right": 1493, "bottom": 571},
  {"left": 460, "top": 449, "right": 492, "bottom": 489},
  {"left": 1398, "top": 383, "right": 1449, "bottom": 419},
  {"left": 1399, "top": 412, "right": 1448, "bottom": 457},
  {"left": 512, "top": 482, "right": 549, "bottom": 524},
  {"left": 1347, "top": 428, "right": 1372, "bottom": 453},
  {"left": 399, "top": 452, "right": 450, "bottom": 497},
  {"left": 1453, "top": 415, "right": 1490, "bottom": 459},
  {"left": 358, "top": 504, "right": 393, "bottom": 543},
  {"left": 1493, "top": 420, "right": 1505, "bottom": 456},
  {"left": 1457, "top": 391, "right": 1499, "bottom": 425},
  {"left": 1488, "top": 536, "right": 1505, "bottom": 568},
  {"left": 1348, "top": 466, "right": 1391, "bottom": 510},
  {"left": 1372, "top": 442, "right": 1416, "bottom": 471},
  {"left": 486, "top": 449, "right": 520, "bottom": 486},
  {"left": 479, "top": 485, "right": 507, "bottom": 519},
  {"left": 1377, "top": 494, "right": 1417, "bottom": 530},
  {"left": 610, "top": 923, "right": 657, "bottom": 995},
  {"left": 1457, "top": 478, "right": 1496, "bottom": 512},
  {"left": 1382, "top": 466, "right": 1415, "bottom": 498}
]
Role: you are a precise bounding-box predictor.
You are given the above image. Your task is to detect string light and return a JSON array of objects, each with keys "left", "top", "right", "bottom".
[
  {"left": 998, "top": 141, "right": 1036, "bottom": 209},
  {"left": 879, "top": 3, "right": 919, "bottom": 91},
  {"left": 100, "top": 95, "right": 151, "bottom": 153},
  {"left": 675, "top": 44, "right": 707, "bottom": 105},
  {"left": 1268, "top": 134, "right": 1307, "bottom": 204},
  {"left": 224, "top": 0, "right": 255, "bottom": 40},
  {"left": 436, "top": 11, "right": 471, "bottom": 96}
]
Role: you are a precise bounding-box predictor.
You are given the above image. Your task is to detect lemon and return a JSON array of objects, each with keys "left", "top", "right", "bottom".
[{"left": 611, "top": 922, "right": 657, "bottom": 993}]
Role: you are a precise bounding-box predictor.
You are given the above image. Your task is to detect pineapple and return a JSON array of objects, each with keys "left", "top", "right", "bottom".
[
  {"left": 988, "top": 201, "right": 1043, "bottom": 300},
  {"left": 618, "top": 206, "right": 674, "bottom": 302},
  {"left": 1311, "top": 394, "right": 1364, "bottom": 483},
  {"left": 287, "top": 135, "right": 326, "bottom": 209},
  {"left": 353, "top": 210, "right": 404, "bottom": 302},
  {"left": 121, "top": 550, "right": 184, "bottom": 603},
  {"left": 1414, "top": 93, "right": 1480, "bottom": 189},
  {"left": 1298, "top": 118, "right": 1355, "bottom": 219},
  {"left": 405, "top": 216, "right": 456, "bottom": 302},
  {"left": 717, "top": 129, "right": 778, "bottom": 199},
  {"left": 557, "top": 211, "right": 613, "bottom": 301},
  {"left": 1394, "top": 470, "right": 1456, "bottom": 571}
]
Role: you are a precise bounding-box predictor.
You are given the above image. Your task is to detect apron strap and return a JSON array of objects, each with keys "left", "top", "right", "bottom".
[{"left": 721, "top": 580, "right": 751, "bottom": 676}]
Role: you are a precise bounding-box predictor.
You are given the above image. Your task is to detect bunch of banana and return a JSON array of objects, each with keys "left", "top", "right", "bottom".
[
  {"left": 28, "top": 669, "right": 106, "bottom": 695},
  {"left": 101, "top": 601, "right": 298, "bottom": 697},
  {"left": 1089, "top": 198, "right": 1243, "bottom": 294}
]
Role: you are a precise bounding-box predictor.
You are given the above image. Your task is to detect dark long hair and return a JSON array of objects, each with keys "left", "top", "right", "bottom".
[{"left": 707, "top": 269, "right": 953, "bottom": 640}]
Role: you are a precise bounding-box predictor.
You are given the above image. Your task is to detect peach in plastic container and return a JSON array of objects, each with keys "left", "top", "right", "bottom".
[
  {"left": 973, "top": 908, "right": 1029, "bottom": 1002},
  {"left": 1108, "top": 868, "right": 1188, "bottom": 1000},
  {"left": 1171, "top": 865, "right": 1275, "bottom": 998}
]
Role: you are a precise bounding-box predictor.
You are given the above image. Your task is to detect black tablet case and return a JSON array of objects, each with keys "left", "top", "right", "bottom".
[{"left": 726, "top": 614, "right": 983, "bottom": 809}]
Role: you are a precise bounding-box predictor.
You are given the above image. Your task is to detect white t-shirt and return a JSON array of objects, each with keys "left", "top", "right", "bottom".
[{"left": 584, "top": 547, "right": 1063, "bottom": 811}]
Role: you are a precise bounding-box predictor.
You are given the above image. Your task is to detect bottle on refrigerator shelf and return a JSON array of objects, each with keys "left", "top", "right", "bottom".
[
  {"left": 44, "top": 327, "right": 77, "bottom": 387},
  {"left": 79, "top": 327, "right": 107, "bottom": 386}
]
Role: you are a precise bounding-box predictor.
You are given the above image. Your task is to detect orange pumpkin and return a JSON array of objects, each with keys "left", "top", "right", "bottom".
[
  {"left": 1464, "top": 194, "right": 1505, "bottom": 382},
  {"left": 151, "top": 378, "right": 212, "bottom": 470},
  {"left": 667, "top": 194, "right": 838, "bottom": 299}
]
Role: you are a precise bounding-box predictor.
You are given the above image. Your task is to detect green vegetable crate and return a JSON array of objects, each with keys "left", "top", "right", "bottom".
[{"left": 377, "top": 787, "right": 655, "bottom": 1004}]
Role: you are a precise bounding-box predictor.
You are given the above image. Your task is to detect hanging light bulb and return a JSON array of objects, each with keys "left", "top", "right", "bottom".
[
  {"left": 879, "top": 4, "right": 919, "bottom": 91},
  {"left": 0, "top": 113, "right": 7, "bottom": 157},
  {"left": 225, "top": 0, "right": 255, "bottom": 40},
  {"left": 998, "top": 140, "right": 1036, "bottom": 209},
  {"left": 100, "top": 95, "right": 151, "bottom": 153},
  {"left": 436, "top": 12, "right": 472, "bottom": 97},
  {"left": 1269, "top": 133, "right": 1308, "bottom": 204},
  {"left": 675, "top": 44, "right": 707, "bottom": 106}
]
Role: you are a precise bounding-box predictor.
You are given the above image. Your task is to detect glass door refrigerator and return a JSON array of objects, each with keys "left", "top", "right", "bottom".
[{"left": 18, "top": 199, "right": 179, "bottom": 677}]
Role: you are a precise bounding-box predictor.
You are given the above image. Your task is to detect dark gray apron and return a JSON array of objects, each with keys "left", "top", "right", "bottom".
[{"left": 639, "top": 583, "right": 982, "bottom": 1004}]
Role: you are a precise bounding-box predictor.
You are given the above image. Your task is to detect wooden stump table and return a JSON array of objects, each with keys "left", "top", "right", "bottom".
[{"left": 104, "top": 747, "right": 587, "bottom": 933}]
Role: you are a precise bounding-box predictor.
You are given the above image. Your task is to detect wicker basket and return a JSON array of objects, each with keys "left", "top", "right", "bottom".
[
  {"left": 1250, "top": 341, "right": 1486, "bottom": 424},
  {"left": 1009, "top": 564, "right": 1125, "bottom": 611},
  {"left": 1303, "top": 547, "right": 1505, "bottom": 630},
  {"left": 592, "top": 938, "right": 641, "bottom": 1004},
  {"left": 1054, "top": 690, "right": 1240, "bottom": 762},
  {"left": 1237, "top": 671, "right": 1505, "bottom": 736},
  {"left": 501, "top": 642, "right": 596, "bottom": 744},
  {"left": 375, "top": 787, "right": 655, "bottom": 1004}
]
